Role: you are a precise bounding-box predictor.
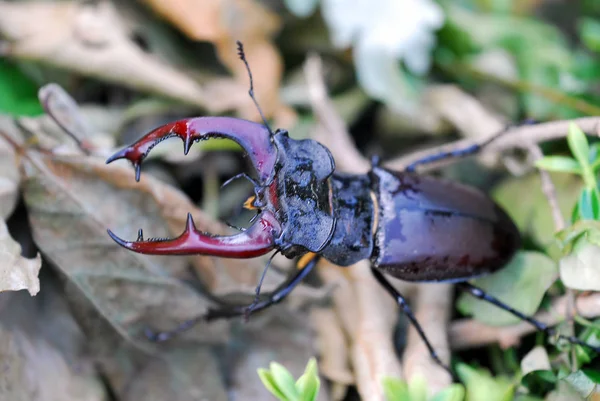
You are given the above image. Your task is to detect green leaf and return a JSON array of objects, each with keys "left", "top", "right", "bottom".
[
  {"left": 258, "top": 369, "right": 289, "bottom": 401},
  {"left": 592, "top": 189, "right": 600, "bottom": 219},
  {"left": 492, "top": 173, "right": 583, "bottom": 256},
  {"left": 382, "top": 377, "right": 411, "bottom": 401},
  {"left": 546, "top": 380, "right": 586, "bottom": 401},
  {"left": 576, "top": 187, "right": 600, "bottom": 220},
  {"left": 559, "top": 235, "right": 600, "bottom": 291},
  {"left": 513, "top": 396, "right": 543, "bottom": 401},
  {"left": 408, "top": 375, "right": 427, "bottom": 401},
  {"left": 354, "top": 45, "right": 423, "bottom": 112},
  {"left": 296, "top": 358, "right": 320, "bottom": 401},
  {"left": 567, "top": 123, "right": 591, "bottom": 169},
  {"left": 575, "top": 316, "right": 600, "bottom": 366},
  {"left": 456, "top": 363, "right": 515, "bottom": 401},
  {"left": 590, "top": 157, "right": 600, "bottom": 172},
  {"left": 0, "top": 59, "right": 44, "bottom": 116},
  {"left": 555, "top": 219, "right": 600, "bottom": 250},
  {"left": 457, "top": 251, "right": 558, "bottom": 326},
  {"left": 520, "top": 370, "right": 557, "bottom": 396},
  {"left": 588, "top": 143, "right": 600, "bottom": 165},
  {"left": 270, "top": 362, "right": 301, "bottom": 401},
  {"left": 582, "top": 368, "right": 600, "bottom": 383},
  {"left": 520, "top": 346, "right": 551, "bottom": 375},
  {"left": 535, "top": 156, "right": 582, "bottom": 175},
  {"left": 430, "top": 384, "right": 465, "bottom": 401},
  {"left": 562, "top": 370, "right": 597, "bottom": 398},
  {"left": 579, "top": 18, "right": 600, "bottom": 53}
]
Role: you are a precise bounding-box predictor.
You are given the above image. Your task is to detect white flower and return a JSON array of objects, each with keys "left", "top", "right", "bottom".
[{"left": 322, "top": 0, "right": 444, "bottom": 76}]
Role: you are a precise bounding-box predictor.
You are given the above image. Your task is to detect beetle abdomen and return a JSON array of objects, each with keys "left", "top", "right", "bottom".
[{"left": 369, "top": 167, "right": 520, "bottom": 282}]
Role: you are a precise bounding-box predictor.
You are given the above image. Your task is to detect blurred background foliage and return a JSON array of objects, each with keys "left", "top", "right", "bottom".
[{"left": 1, "top": 0, "right": 600, "bottom": 400}]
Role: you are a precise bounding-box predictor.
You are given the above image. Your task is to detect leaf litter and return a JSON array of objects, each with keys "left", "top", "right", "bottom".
[
  {"left": 0, "top": 102, "right": 324, "bottom": 399},
  {"left": 2, "top": 1, "right": 600, "bottom": 400}
]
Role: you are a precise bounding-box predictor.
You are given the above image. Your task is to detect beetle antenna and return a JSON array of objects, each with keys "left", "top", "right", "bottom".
[{"left": 236, "top": 41, "right": 273, "bottom": 135}]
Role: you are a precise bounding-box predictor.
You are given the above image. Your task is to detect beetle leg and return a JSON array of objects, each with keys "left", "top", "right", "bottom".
[
  {"left": 404, "top": 124, "right": 514, "bottom": 172},
  {"left": 107, "top": 211, "right": 280, "bottom": 258},
  {"left": 145, "top": 256, "right": 320, "bottom": 342},
  {"left": 371, "top": 269, "right": 455, "bottom": 377},
  {"left": 106, "top": 116, "right": 277, "bottom": 183},
  {"left": 457, "top": 282, "right": 600, "bottom": 353},
  {"left": 296, "top": 252, "right": 318, "bottom": 270}
]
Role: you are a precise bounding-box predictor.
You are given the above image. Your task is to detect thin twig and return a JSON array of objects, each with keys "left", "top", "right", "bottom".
[
  {"left": 528, "top": 145, "right": 566, "bottom": 231},
  {"left": 304, "top": 54, "right": 371, "bottom": 173},
  {"left": 529, "top": 143, "right": 579, "bottom": 370}
]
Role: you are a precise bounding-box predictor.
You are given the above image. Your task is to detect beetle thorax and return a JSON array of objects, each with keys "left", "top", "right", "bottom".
[{"left": 258, "top": 131, "right": 337, "bottom": 258}]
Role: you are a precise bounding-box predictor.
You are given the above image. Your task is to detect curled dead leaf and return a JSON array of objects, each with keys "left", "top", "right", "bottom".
[
  {"left": 0, "top": 220, "right": 41, "bottom": 296},
  {"left": 141, "top": 0, "right": 295, "bottom": 124},
  {"left": 20, "top": 149, "right": 230, "bottom": 345},
  {"left": 310, "top": 306, "right": 353, "bottom": 400},
  {"left": 0, "top": 1, "right": 210, "bottom": 110},
  {"left": 0, "top": 118, "right": 23, "bottom": 219},
  {"left": 560, "top": 239, "right": 600, "bottom": 291},
  {"left": 124, "top": 347, "right": 228, "bottom": 401},
  {"left": 0, "top": 325, "right": 106, "bottom": 401}
]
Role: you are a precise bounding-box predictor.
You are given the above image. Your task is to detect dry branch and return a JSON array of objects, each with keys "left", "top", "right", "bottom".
[{"left": 304, "top": 54, "right": 453, "bottom": 396}]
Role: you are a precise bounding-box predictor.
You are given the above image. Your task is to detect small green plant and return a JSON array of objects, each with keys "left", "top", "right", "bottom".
[
  {"left": 258, "top": 358, "right": 320, "bottom": 401},
  {"left": 382, "top": 375, "right": 466, "bottom": 401},
  {"left": 535, "top": 122, "right": 600, "bottom": 221},
  {"left": 535, "top": 122, "right": 600, "bottom": 343}
]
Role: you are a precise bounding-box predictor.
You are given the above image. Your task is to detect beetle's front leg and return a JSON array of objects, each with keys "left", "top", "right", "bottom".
[
  {"left": 145, "top": 256, "right": 320, "bottom": 342},
  {"left": 404, "top": 124, "right": 514, "bottom": 172}
]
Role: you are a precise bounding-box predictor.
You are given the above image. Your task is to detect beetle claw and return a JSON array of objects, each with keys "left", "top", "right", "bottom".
[
  {"left": 107, "top": 211, "right": 281, "bottom": 258},
  {"left": 105, "top": 117, "right": 278, "bottom": 183},
  {"left": 107, "top": 229, "right": 130, "bottom": 249},
  {"left": 183, "top": 135, "right": 193, "bottom": 156}
]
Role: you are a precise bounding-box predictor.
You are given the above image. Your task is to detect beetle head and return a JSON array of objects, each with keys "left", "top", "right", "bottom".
[{"left": 105, "top": 118, "right": 336, "bottom": 259}]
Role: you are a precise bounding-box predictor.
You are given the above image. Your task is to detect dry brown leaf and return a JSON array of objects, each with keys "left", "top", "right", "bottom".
[
  {"left": 229, "top": 309, "right": 331, "bottom": 401},
  {"left": 141, "top": 0, "right": 226, "bottom": 41},
  {"left": 142, "top": 0, "right": 296, "bottom": 125},
  {"left": 0, "top": 325, "right": 106, "bottom": 401},
  {"left": 0, "top": 118, "right": 23, "bottom": 219},
  {"left": 401, "top": 283, "right": 452, "bottom": 395},
  {"left": 310, "top": 306, "right": 353, "bottom": 401},
  {"left": 20, "top": 149, "right": 230, "bottom": 345},
  {"left": 0, "top": 220, "right": 41, "bottom": 296},
  {"left": 124, "top": 347, "right": 227, "bottom": 401},
  {"left": 0, "top": 278, "right": 107, "bottom": 401},
  {"left": 92, "top": 156, "right": 266, "bottom": 296},
  {"left": 0, "top": 1, "right": 214, "bottom": 111}
]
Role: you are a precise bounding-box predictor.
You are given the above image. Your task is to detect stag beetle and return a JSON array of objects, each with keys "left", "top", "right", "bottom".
[{"left": 106, "top": 42, "right": 599, "bottom": 373}]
